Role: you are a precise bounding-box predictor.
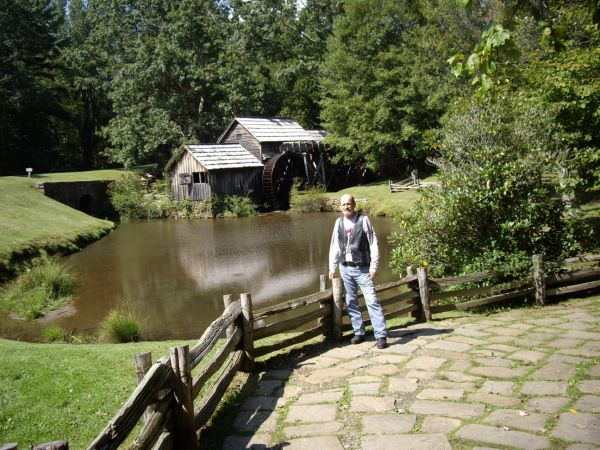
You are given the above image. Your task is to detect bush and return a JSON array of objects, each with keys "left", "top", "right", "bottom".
[
  {"left": 390, "top": 95, "right": 590, "bottom": 277},
  {"left": 0, "top": 257, "right": 74, "bottom": 319},
  {"left": 109, "top": 174, "right": 149, "bottom": 220},
  {"left": 290, "top": 185, "right": 329, "bottom": 213},
  {"left": 98, "top": 304, "right": 143, "bottom": 343},
  {"left": 210, "top": 193, "right": 257, "bottom": 218}
]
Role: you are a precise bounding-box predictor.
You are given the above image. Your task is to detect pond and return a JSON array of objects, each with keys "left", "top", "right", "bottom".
[{"left": 0, "top": 213, "right": 400, "bottom": 341}]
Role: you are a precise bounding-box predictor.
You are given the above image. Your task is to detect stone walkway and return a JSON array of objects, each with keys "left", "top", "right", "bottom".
[{"left": 223, "top": 297, "right": 600, "bottom": 449}]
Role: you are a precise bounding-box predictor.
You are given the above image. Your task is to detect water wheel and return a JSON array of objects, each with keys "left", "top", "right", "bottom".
[{"left": 262, "top": 151, "right": 302, "bottom": 210}]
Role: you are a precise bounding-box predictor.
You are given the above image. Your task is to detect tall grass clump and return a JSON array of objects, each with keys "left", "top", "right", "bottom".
[
  {"left": 98, "top": 304, "right": 143, "bottom": 343},
  {"left": 42, "top": 324, "right": 68, "bottom": 342},
  {"left": 290, "top": 185, "right": 329, "bottom": 212},
  {"left": 0, "top": 257, "right": 74, "bottom": 319}
]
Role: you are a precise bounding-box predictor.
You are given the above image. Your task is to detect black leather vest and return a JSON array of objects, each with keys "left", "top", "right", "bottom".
[{"left": 338, "top": 214, "right": 371, "bottom": 266}]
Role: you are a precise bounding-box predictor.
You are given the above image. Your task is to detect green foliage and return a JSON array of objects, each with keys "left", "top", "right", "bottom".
[
  {"left": 290, "top": 185, "right": 329, "bottom": 213},
  {"left": 0, "top": 256, "right": 74, "bottom": 319},
  {"left": 519, "top": 3, "right": 600, "bottom": 192},
  {"left": 0, "top": 0, "right": 79, "bottom": 175},
  {"left": 210, "top": 193, "right": 258, "bottom": 218},
  {"left": 320, "top": 0, "right": 483, "bottom": 175},
  {"left": 219, "top": 0, "right": 343, "bottom": 128},
  {"left": 98, "top": 304, "right": 143, "bottom": 343},
  {"left": 108, "top": 174, "right": 150, "bottom": 220},
  {"left": 96, "top": 0, "right": 229, "bottom": 166},
  {"left": 42, "top": 325, "right": 68, "bottom": 343},
  {"left": 448, "top": 23, "right": 518, "bottom": 96},
  {"left": 390, "top": 96, "right": 590, "bottom": 276}
]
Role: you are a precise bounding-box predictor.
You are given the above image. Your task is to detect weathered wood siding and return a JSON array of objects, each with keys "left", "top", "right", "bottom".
[
  {"left": 210, "top": 168, "right": 263, "bottom": 197},
  {"left": 172, "top": 150, "right": 263, "bottom": 201},
  {"left": 171, "top": 151, "right": 211, "bottom": 201},
  {"left": 261, "top": 142, "right": 280, "bottom": 158},
  {"left": 220, "top": 123, "right": 262, "bottom": 161}
]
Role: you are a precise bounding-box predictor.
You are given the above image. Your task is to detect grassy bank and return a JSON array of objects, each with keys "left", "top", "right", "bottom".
[
  {"left": 0, "top": 338, "right": 194, "bottom": 448},
  {"left": 325, "top": 177, "right": 437, "bottom": 217},
  {"left": 0, "top": 170, "right": 129, "bottom": 278}
]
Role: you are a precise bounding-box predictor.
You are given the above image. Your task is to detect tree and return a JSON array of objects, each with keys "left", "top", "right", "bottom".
[
  {"left": 217, "top": 0, "right": 343, "bottom": 129},
  {"left": 319, "top": 0, "right": 486, "bottom": 176},
  {"left": 60, "top": 0, "right": 114, "bottom": 170},
  {"left": 98, "top": 0, "right": 227, "bottom": 167},
  {"left": 0, "top": 0, "right": 76, "bottom": 175}
]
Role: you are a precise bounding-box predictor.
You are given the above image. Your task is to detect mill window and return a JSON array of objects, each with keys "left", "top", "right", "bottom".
[{"left": 192, "top": 172, "right": 207, "bottom": 184}]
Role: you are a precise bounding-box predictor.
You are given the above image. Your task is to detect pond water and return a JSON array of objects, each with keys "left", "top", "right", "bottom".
[{"left": 0, "top": 213, "right": 400, "bottom": 341}]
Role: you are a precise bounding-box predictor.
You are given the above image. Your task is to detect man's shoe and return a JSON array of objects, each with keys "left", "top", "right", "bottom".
[
  {"left": 351, "top": 334, "right": 365, "bottom": 345},
  {"left": 376, "top": 338, "right": 388, "bottom": 349}
]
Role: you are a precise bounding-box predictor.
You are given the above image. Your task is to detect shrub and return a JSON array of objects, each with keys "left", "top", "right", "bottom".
[
  {"left": 109, "top": 174, "right": 150, "bottom": 220},
  {"left": 98, "top": 304, "right": 143, "bottom": 343},
  {"left": 290, "top": 185, "right": 329, "bottom": 213},
  {"left": 42, "top": 325, "right": 68, "bottom": 343},
  {"left": 210, "top": 193, "right": 257, "bottom": 218},
  {"left": 390, "top": 95, "right": 590, "bottom": 277},
  {"left": 0, "top": 257, "right": 74, "bottom": 319}
]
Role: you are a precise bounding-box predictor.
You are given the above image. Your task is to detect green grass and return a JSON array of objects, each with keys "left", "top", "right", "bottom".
[
  {"left": 0, "top": 338, "right": 194, "bottom": 449},
  {"left": 97, "top": 304, "right": 144, "bottom": 343},
  {"left": 0, "top": 170, "right": 131, "bottom": 274},
  {"left": 327, "top": 176, "right": 437, "bottom": 217},
  {"left": 1, "top": 257, "right": 75, "bottom": 319}
]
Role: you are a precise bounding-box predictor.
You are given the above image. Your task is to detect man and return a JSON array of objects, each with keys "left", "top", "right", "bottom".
[{"left": 328, "top": 194, "right": 388, "bottom": 349}]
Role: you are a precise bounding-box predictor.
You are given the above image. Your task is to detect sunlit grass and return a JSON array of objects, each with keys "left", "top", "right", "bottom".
[
  {"left": 327, "top": 176, "right": 437, "bottom": 217},
  {"left": 0, "top": 257, "right": 74, "bottom": 319}
]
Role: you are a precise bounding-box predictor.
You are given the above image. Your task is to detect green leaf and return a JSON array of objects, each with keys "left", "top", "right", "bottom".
[{"left": 466, "top": 53, "right": 480, "bottom": 71}]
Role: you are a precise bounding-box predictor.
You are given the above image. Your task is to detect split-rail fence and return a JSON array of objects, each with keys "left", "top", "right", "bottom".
[{"left": 14, "top": 253, "right": 600, "bottom": 450}]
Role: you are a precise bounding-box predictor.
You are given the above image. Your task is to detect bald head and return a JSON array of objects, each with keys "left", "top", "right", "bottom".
[{"left": 339, "top": 194, "right": 357, "bottom": 219}]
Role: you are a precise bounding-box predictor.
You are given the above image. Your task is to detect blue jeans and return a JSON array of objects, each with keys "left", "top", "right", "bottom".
[{"left": 340, "top": 264, "right": 387, "bottom": 339}]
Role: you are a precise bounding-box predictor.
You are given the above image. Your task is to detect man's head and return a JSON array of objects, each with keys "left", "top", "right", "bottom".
[{"left": 339, "top": 194, "right": 357, "bottom": 219}]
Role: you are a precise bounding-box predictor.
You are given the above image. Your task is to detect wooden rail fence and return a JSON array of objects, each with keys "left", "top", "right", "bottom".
[{"left": 10, "top": 253, "right": 599, "bottom": 449}]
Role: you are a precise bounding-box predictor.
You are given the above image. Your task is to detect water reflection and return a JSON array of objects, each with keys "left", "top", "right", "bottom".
[{"left": 0, "top": 213, "right": 399, "bottom": 341}]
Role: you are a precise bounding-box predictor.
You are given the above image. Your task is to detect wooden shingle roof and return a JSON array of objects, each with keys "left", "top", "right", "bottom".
[
  {"left": 218, "top": 116, "right": 316, "bottom": 143},
  {"left": 185, "top": 144, "right": 263, "bottom": 170}
]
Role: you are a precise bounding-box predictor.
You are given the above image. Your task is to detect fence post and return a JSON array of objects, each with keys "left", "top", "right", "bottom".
[
  {"left": 332, "top": 277, "right": 344, "bottom": 341},
  {"left": 533, "top": 254, "right": 546, "bottom": 306},
  {"left": 406, "top": 266, "right": 420, "bottom": 320},
  {"left": 417, "top": 267, "right": 431, "bottom": 321},
  {"left": 241, "top": 293, "right": 255, "bottom": 371},
  {"left": 319, "top": 274, "right": 327, "bottom": 292},
  {"left": 223, "top": 294, "right": 234, "bottom": 338},
  {"left": 169, "top": 345, "right": 198, "bottom": 450},
  {"left": 134, "top": 352, "right": 153, "bottom": 424},
  {"left": 318, "top": 275, "right": 329, "bottom": 333}
]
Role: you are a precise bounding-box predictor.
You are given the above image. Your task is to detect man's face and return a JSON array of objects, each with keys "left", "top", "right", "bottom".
[{"left": 340, "top": 195, "right": 356, "bottom": 218}]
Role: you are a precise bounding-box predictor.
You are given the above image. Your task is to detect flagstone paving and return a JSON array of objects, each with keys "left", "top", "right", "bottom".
[{"left": 222, "top": 297, "right": 600, "bottom": 449}]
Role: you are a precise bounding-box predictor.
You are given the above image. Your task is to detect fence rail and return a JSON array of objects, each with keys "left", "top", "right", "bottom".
[{"left": 14, "top": 253, "right": 599, "bottom": 450}]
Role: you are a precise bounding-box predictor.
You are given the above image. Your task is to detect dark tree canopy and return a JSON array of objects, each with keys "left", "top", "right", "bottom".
[{"left": 0, "top": 0, "right": 75, "bottom": 175}]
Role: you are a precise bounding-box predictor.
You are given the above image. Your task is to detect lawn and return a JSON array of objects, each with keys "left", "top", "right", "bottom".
[
  {"left": 0, "top": 170, "right": 131, "bottom": 273},
  {"left": 0, "top": 338, "right": 194, "bottom": 449},
  {"left": 326, "top": 175, "right": 437, "bottom": 217}
]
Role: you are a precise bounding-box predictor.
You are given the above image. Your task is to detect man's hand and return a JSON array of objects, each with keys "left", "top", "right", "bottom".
[
  {"left": 370, "top": 271, "right": 377, "bottom": 279},
  {"left": 329, "top": 272, "right": 335, "bottom": 279}
]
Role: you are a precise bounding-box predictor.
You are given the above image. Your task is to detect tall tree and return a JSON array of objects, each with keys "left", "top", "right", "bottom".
[
  {"left": 0, "top": 0, "right": 76, "bottom": 175},
  {"left": 60, "top": 0, "right": 114, "bottom": 170},
  {"left": 319, "top": 0, "right": 486, "bottom": 176},
  {"left": 218, "top": 0, "right": 343, "bottom": 129},
  {"left": 98, "top": 0, "right": 227, "bottom": 167}
]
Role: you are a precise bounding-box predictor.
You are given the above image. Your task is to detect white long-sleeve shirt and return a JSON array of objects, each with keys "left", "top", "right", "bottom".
[{"left": 329, "top": 214, "right": 379, "bottom": 274}]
